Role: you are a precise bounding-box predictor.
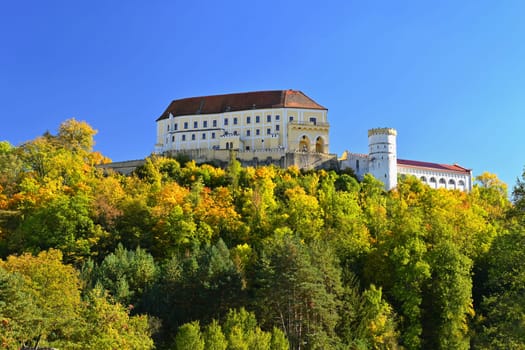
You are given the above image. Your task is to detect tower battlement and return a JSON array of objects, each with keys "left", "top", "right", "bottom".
[{"left": 368, "top": 128, "right": 397, "bottom": 137}]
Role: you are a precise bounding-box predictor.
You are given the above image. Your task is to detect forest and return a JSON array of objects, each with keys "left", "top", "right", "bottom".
[{"left": 1, "top": 119, "right": 524, "bottom": 349}]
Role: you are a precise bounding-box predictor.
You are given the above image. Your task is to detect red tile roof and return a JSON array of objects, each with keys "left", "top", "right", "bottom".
[
  {"left": 157, "top": 90, "right": 326, "bottom": 121},
  {"left": 397, "top": 159, "right": 471, "bottom": 174}
]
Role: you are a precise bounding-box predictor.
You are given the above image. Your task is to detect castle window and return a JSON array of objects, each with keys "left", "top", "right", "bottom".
[
  {"left": 246, "top": 146, "right": 250, "bottom": 151},
  {"left": 430, "top": 177, "right": 436, "bottom": 183},
  {"left": 213, "top": 120, "right": 217, "bottom": 127},
  {"left": 276, "top": 125, "right": 280, "bottom": 131},
  {"left": 289, "top": 116, "right": 293, "bottom": 122},
  {"left": 233, "top": 117, "right": 238, "bottom": 125},
  {"left": 267, "top": 115, "right": 271, "bottom": 122},
  {"left": 182, "top": 135, "right": 186, "bottom": 141},
  {"left": 167, "top": 125, "right": 170, "bottom": 131},
  {"left": 247, "top": 116, "right": 251, "bottom": 124},
  {"left": 224, "top": 118, "right": 229, "bottom": 126},
  {"left": 191, "top": 134, "right": 196, "bottom": 141},
  {"left": 276, "top": 115, "right": 280, "bottom": 121},
  {"left": 172, "top": 136, "right": 175, "bottom": 142},
  {"left": 256, "top": 129, "right": 260, "bottom": 136},
  {"left": 211, "top": 132, "right": 216, "bottom": 139},
  {"left": 256, "top": 116, "right": 260, "bottom": 123},
  {"left": 420, "top": 176, "right": 427, "bottom": 182},
  {"left": 309, "top": 117, "right": 317, "bottom": 125},
  {"left": 194, "top": 121, "right": 198, "bottom": 128},
  {"left": 267, "top": 128, "right": 271, "bottom": 135},
  {"left": 174, "top": 123, "right": 178, "bottom": 130},
  {"left": 356, "top": 159, "right": 360, "bottom": 170},
  {"left": 233, "top": 130, "right": 238, "bottom": 135},
  {"left": 203, "top": 121, "right": 208, "bottom": 128},
  {"left": 184, "top": 122, "right": 188, "bottom": 129},
  {"left": 247, "top": 130, "right": 251, "bottom": 136},
  {"left": 202, "top": 133, "right": 206, "bottom": 140}
]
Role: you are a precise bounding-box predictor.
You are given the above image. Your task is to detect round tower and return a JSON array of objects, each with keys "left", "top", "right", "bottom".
[{"left": 368, "top": 128, "right": 397, "bottom": 190}]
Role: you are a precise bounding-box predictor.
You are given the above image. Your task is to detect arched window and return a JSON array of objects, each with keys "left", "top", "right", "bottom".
[
  {"left": 439, "top": 178, "right": 446, "bottom": 188},
  {"left": 429, "top": 177, "right": 437, "bottom": 189},
  {"left": 299, "top": 135, "right": 310, "bottom": 152},
  {"left": 420, "top": 176, "right": 427, "bottom": 182},
  {"left": 315, "top": 136, "right": 325, "bottom": 153},
  {"left": 448, "top": 179, "right": 456, "bottom": 189}
]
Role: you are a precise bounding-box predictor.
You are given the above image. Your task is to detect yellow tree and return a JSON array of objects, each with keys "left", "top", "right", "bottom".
[{"left": 0, "top": 249, "right": 82, "bottom": 348}]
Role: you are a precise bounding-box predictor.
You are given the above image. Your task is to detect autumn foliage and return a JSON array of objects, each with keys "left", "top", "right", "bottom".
[{"left": 0, "top": 119, "right": 524, "bottom": 349}]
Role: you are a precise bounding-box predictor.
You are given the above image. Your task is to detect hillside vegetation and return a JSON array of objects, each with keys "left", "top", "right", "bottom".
[{"left": 1, "top": 119, "right": 524, "bottom": 349}]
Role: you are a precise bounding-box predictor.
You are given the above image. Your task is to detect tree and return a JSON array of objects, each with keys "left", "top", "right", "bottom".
[
  {"left": 222, "top": 308, "right": 271, "bottom": 350},
  {"left": 472, "top": 229, "right": 525, "bottom": 348},
  {"left": 337, "top": 274, "right": 399, "bottom": 349},
  {"left": 143, "top": 240, "right": 244, "bottom": 343},
  {"left": 90, "top": 244, "right": 158, "bottom": 307},
  {"left": 203, "top": 319, "right": 228, "bottom": 350},
  {"left": 364, "top": 194, "right": 430, "bottom": 350},
  {"left": 175, "top": 321, "right": 205, "bottom": 350},
  {"left": 80, "top": 286, "right": 154, "bottom": 350},
  {"left": 0, "top": 249, "right": 82, "bottom": 348},
  {"left": 11, "top": 190, "right": 100, "bottom": 262},
  {"left": 282, "top": 185, "right": 324, "bottom": 241},
  {"left": 422, "top": 241, "right": 473, "bottom": 349},
  {"left": 0, "top": 266, "right": 39, "bottom": 349},
  {"left": 57, "top": 118, "right": 97, "bottom": 153},
  {"left": 254, "top": 235, "right": 342, "bottom": 349}
]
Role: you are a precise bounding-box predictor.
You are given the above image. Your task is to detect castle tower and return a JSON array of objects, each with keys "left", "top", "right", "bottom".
[{"left": 368, "top": 128, "right": 398, "bottom": 190}]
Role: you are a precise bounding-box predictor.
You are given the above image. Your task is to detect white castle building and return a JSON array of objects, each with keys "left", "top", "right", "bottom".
[
  {"left": 340, "top": 128, "right": 472, "bottom": 191},
  {"left": 153, "top": 90, "right": 472, "bottom": 192}
]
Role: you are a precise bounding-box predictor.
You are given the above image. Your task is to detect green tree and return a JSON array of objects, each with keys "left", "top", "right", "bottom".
[
  {"left": 337, "top": 274, "right": 399, "bottom": 349},
  {"left": 80, "top": 286, "right": 154, "bottom": 350},
  {"left": 423, "top": 241, "right": 473, "bottom": 349},
  {"left": 0, "top": 249, "right": 82, "bottom": 348},
  {"left": 0, "top": 266, "right": 39, "bottom": 349},
  {"left": 175, "top": 321, "right": 205, "bottom": 350},
  {"left": 203, "top": 319, "right": 228, "bottom": 350},
  {"left": 472, "top": 229, "right": 525, "bottom": 348},
  {"left": 254, "top": 235, "right": 342, "bottom": 349},
  {"left": 364, "top": 195, "right": 430, "bottom": 349},
  {"left": 270, "top": 327, "right": 289, "bottom": 350},
  {"left": 91, "top": 244, "right": 158, "bottom": 306},
  {"left": 223, "top": 308, "right": 272, "bottom": 350}
]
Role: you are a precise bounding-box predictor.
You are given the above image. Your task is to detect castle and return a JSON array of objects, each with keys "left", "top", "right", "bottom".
[
  {"left": 155, "top": 90, "right": 336, "bottom": 169},
  {"left": 339, "top": 128, "right": 472, "bottom": 191},
  {"left": 154, "top": 90, "right": 472, "bottom": 191}
]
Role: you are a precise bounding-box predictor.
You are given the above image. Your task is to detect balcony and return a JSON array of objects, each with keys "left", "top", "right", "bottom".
[{"left": 288, "top": 120, "right": 329, "bottom": 127}]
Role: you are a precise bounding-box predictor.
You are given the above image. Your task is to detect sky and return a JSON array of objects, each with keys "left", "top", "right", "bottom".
[{"left": 2, "top": 1, "right": 525, "bottom": 192}]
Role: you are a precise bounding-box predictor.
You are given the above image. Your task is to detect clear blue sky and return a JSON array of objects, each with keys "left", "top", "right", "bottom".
[{"left": 2, "top": 1, "right": 525, "bottom": 191}]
